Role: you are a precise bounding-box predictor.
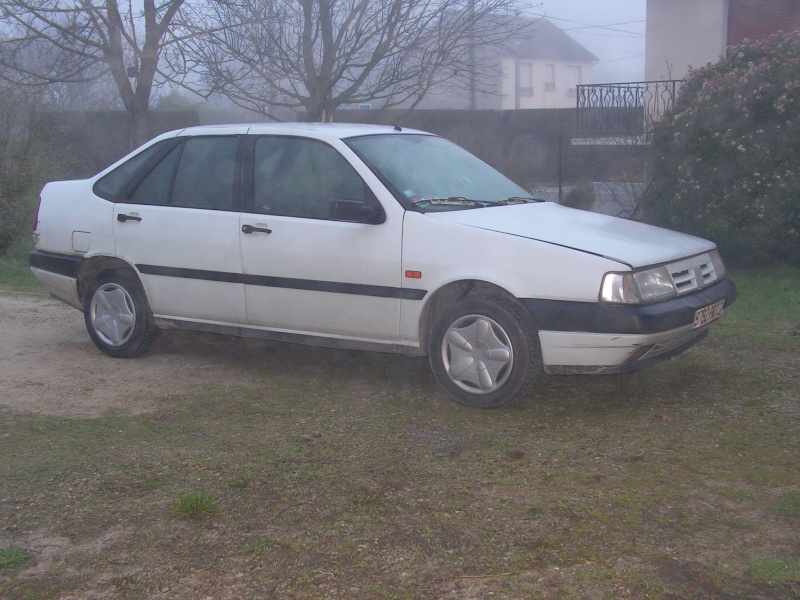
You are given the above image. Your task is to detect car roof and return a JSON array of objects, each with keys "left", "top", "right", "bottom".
[
  {"left": 95, "top": 122, "right": 436, "bottom": 179},
  {"left": 153, "top": 122, "right": 432, "bottom": 143}
]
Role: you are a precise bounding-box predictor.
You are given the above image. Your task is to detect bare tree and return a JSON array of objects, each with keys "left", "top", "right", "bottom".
[
  {"left": 40, "top": 73, "right": 123, "bottom": 111},
  {"left": 175, "top": 0, "right": 532, "bottom": 122},
  {"left": 0, "top": 0, "right": 188, "bottom": 146}
]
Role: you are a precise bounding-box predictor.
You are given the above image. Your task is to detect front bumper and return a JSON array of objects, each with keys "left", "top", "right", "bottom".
[{"left": 521, "top": 279, "right": 736, "bottom": 374}]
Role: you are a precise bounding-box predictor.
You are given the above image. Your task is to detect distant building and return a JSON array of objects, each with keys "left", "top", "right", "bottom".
[
  {"left": 417, "top": 17, "right": 597, "bottom": 110},
  {"left": 646, "top": 0, "right": 800, "bottom": 81}
]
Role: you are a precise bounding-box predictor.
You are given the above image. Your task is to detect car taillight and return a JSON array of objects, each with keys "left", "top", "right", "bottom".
[{"left": 33, "top": 196, "right": 42, "bottom": 232}]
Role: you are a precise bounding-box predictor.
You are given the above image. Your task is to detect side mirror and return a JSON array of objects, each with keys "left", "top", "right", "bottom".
[{"left": 329, "top": 199, "right": 385, "bottom": 224}]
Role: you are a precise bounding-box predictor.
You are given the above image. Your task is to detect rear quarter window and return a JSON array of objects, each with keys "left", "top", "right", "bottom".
[{"left": 93, "top": 140, "right": 171, "bottom": 201}]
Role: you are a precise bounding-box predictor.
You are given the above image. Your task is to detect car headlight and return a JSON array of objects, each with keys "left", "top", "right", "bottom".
[
  {"left": 709, "top": 249, "right": 727, "bottom": 280},
  {"left": 600, "top": 266, "right": 677, "bottom": 305}
]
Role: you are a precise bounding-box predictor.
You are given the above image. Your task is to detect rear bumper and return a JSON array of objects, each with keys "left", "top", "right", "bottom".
[
  {"left": 29, "top": 250, "right": 83, "bottom": 310},
  {"left": 521, "top": 279, "right": 736, "bottom": 374},
  {"left": 29, "top": 249, "right": 82, "bottom": 278}
]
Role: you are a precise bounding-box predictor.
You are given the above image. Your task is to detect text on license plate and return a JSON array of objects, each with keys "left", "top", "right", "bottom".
[{"left": 693, "top": 300, "right": 725, "bottom": 329}]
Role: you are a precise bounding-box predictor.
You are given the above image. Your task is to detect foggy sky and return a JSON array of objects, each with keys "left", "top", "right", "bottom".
[{"left": 526, "top": 0, "right": 646, "bottom": 83}]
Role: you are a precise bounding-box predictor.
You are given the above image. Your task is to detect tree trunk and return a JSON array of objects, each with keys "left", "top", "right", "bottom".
[
  {"left": 130, "top": 100, "right": 151, "bottom": 148},
  {"left": 305, "top": 95, "right": 336, "bottom": 122}
]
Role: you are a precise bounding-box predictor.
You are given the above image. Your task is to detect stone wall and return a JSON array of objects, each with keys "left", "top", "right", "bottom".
[
  {"left": 44, "top": 107, "right": 646, "bottom": 187},
  {"left": 42, "top": 110, "right": 199, "bottom": 178}
]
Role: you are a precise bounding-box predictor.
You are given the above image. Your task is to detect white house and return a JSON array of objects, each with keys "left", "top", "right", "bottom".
[
  {"left": 418, "top": 17, "right": 597, "bottom": 110},
  {"left": 645, "top": 0, "right": 800, "bottom": 82},
  {"left": 645, "top": 0, "right": 729, "bottom": 81}
]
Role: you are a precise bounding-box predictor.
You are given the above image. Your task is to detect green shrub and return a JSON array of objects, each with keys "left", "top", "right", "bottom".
[
  {"left": 0, "top": 142, "right": 33, "bottom": 257},
  {"left": 562, "top": 183, "right": 596, "bottom": 211},
  {"left": 0, "top": 192, "right": 29, "bottom": 257},
  {"left": 641, "top": 32, "right": 800, "bottom": 267},
  {"left": 0, "top": 89, "right": 66, "bottom": 257}
]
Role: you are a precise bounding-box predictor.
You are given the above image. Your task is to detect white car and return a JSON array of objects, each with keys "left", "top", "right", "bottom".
[{"left": 30, "top": 123, "right": 736, "bottom": 407}]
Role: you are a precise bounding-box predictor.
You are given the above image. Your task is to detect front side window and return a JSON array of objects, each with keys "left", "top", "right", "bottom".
[
  {"left": 253, "top": 136, "right": 368, "bottom": 220},
  {"left": 347, "top": 134, "right": 529, "bottom": 212}
]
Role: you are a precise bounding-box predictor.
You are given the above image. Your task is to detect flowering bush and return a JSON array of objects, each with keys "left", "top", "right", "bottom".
[{"left": 641, "top": 32, "right": 800, "bottom": 266}]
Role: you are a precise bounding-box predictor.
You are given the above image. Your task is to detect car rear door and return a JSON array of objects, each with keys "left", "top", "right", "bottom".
[{"left": 113, "top": 135, "right": 247, "bottom": 325}]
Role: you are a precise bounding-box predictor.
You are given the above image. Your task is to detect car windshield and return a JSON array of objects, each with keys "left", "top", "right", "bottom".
[{"left": 346, "top": 134, "right": 531, "bottom": 211}]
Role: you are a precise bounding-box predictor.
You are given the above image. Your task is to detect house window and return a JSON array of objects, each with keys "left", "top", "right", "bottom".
[
  {"left": 545, "top": 64, "right": 556, "bottom": 91},
  {"left": 567, "top": 65, "right": 582, "bottom": 97},
  {"left": 516, "top": 61, "right": 534, "bottom": 96}
]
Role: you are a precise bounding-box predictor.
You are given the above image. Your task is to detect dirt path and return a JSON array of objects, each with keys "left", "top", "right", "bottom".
[{"left": 0, "top": 292, "right": 245, "bottom": 418}]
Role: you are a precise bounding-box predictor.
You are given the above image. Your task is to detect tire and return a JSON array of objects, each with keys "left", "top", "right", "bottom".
[
  {"left": 83, "top": 270, "right": 159, "bottom": 358},
  {"left": 428, "top": 296, "right": 542, "bottom": 408}
]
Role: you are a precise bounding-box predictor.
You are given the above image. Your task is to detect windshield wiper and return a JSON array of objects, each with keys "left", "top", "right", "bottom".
[
  {"left": 412, "top": 197, "right": 486, "bottom": 208},
  {"left": 412, "top": 196, "right": 544, "bottom": 209},
  {"left": 494, "top": 196, "right": 544, "bottom": 205}
]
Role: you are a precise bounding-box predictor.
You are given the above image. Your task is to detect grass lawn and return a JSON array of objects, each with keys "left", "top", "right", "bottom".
[
  {"left": 1, "top": 242, "right": 798, "bottom": 598},
  {"left": 0, "top": 238, "right": 44, "bottom": 293}
]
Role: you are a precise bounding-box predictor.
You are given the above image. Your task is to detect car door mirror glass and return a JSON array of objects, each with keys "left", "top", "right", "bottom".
[{"left": 329, "top": 199, "right": 385, "bottom": 224}]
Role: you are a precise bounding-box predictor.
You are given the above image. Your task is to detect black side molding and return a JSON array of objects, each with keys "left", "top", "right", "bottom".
[
  {"left": 136, "top": 263, "right": 428, "bottom": 300},
  {"left": 29, "top": 250, "right": 82, "bottom": 278}
]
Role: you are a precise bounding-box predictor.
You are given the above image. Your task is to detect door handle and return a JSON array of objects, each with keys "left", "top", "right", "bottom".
[
  {"left": 117, "top": 213, "right": 142, "bottom": 222},
  {"left": 242, "top": 224, "right": 272, "bottom": 234}
]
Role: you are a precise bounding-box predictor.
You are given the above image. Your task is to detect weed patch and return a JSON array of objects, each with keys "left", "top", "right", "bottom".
[
  {"left": 0, "top": 546, "right": 31, "bottom": 573},
  {"left": 777, "top": 491, "right": 800, "bottom": 519},
  {"left": 172, "top": 491, "right": 218, "bottom": 519},
  {"left": 745, "top": 553, "right": 800, "bottom": 595}
]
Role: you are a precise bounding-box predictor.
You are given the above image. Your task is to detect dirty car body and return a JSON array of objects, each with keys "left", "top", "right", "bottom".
[{"left": 30, "top": 123, "right": 736, "bottom": 407}]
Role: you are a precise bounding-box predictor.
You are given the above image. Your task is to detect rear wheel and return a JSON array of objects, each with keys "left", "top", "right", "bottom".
[
  {"left": 83, "top": 270, "right": 159, "bottom": 358},
  {"left": 429, "top": 296, "right": 542, "bottom": 408}
]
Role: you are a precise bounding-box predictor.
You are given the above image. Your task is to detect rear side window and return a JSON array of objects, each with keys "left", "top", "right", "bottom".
[
  {"left": 125, "top": 136, "right": 240, "bottom": 211},
  {"left": 172, "top": 137, "right": 239, "bottom": 210},
  {"left": 93, "top": 140, "right": 170, "bottom": 200},
  {"left": 127, "top": 145, "right": 181, "bottom": 206}
]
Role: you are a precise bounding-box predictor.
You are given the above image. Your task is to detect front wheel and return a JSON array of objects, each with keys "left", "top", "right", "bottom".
[
  {"left": 83, "top": 270, "right": 159, "bottom": 358},
  {"left": 428, "top": 297, "right": 542, "bottom": 408}
]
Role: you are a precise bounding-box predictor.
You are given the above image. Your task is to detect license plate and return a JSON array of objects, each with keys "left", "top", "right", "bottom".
[{"left": 693, "top": 300, "right": 725, "bottom": 328}]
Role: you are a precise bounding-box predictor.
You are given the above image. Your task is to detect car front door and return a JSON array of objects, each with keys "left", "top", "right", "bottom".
[
  {"left": 113, "top": 135, "right": 247, "bottom": 325},
  {"left": 239, "top": 135, "right": 404, "bottom": 345}
]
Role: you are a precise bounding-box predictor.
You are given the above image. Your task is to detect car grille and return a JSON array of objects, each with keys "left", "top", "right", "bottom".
[{"left": 667, "top": 253, "right": 720, "bottom": 296}]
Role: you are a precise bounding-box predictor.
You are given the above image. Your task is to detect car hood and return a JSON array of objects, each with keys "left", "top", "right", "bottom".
[{"left": 426, "top": 202, "right": 715, "bottom": 268}]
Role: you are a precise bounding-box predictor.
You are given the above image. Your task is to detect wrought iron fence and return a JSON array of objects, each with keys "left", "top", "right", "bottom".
[{"left": 576, "top": 80, "right": 682, "bottom": 137}]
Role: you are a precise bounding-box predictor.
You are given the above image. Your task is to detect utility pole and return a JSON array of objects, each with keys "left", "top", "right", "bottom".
[{"left": 469, "top": 0, "right": 477, "bottom": 110}]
